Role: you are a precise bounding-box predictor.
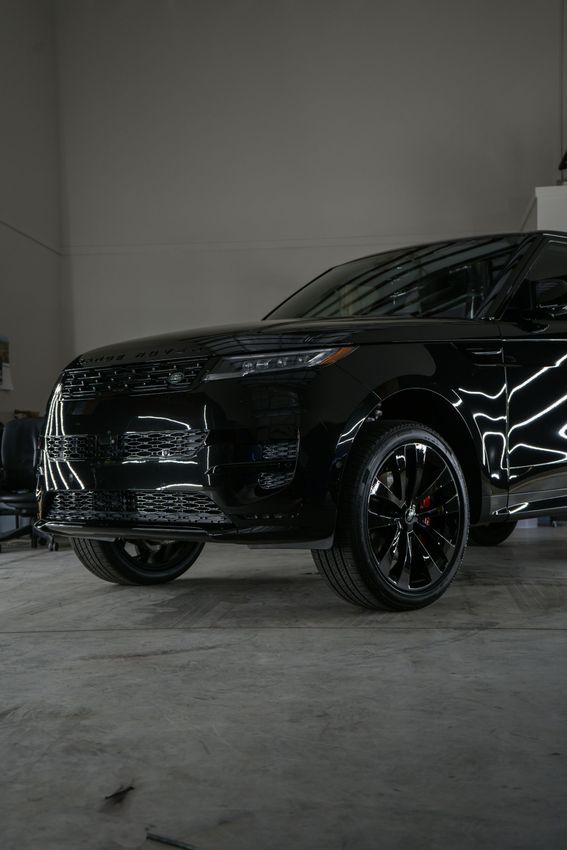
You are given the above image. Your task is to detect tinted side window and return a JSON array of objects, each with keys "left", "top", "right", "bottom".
[
  {"left": 507, "top": 242, "right": 567, "bottom": 313},
  {"left": 374, "top": 243, "right": 518, "bottom": 319},
  {"left": 415, "top": 259, "right": 490, "bottom": 318},
  {"left": 530, "top": 243, "right": 567, "bottom": 309}
]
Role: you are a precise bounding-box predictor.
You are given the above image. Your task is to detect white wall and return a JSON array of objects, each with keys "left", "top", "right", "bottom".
[
  {"left": 0, "top": 0, "right": 68, "bottom": 419},
  {"left": 56, "top": 0, "right": 566, "bottom": 353}
]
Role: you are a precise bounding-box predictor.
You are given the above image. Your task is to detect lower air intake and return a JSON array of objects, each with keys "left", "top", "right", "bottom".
[
  {"left": 262, "top": 440, "right": 298, "bottom": 461},
  {"left": 257, "top": 471, "right": 294, "bottom": 490},
  {"left": 45, "top": 430, "right": 207, "bottom": 462},
  {"left": 45, "top": 490, "right": 229, "bottom": 526}
]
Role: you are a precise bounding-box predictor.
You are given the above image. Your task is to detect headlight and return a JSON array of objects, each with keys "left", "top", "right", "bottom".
[{"left": 203, "top": 346, "right": 355, "bottom": 381}]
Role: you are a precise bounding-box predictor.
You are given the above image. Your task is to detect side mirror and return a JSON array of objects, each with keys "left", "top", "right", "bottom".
[
  {"left": 520, "top": 306, "right": 556, "bottom": 320},
  {"left": 533, "top": 304, "right": 567, "bottom": 318},
  {"left": 502, "top": 277, "right": 567, "bottom": 323},
  {"left": 533, "top": 278, "right": 567, "bottom": 317},
  {"left": 501, "top": 306, "right": 551, "bottom": 332}
]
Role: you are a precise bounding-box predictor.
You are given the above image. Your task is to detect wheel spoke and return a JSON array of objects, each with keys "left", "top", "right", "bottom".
[
  {"left": 146, "top": 546, "right": 160, "bottom": 565},
  {"left": 392, "top": 447, "right": 409, "bottom": 502},
  {"left": 377, "top": 524, "right": 402, "bottom": 573},
  {"left": 419, "top": 522, "right": 456, "bottom": 551},
  {"left": 395, "top": 531, "right": 413, "bottom": 589},
  {"left": 368, "top": 508, "right": 399, "bottom": 529},
  {"left": 157, "top": 542, "right": 175, "bottom": 564},
  {"left": 416, "top": 472, "right": 459, "bottom": 518},
  {"left": 118, "top": 538, "right": 195, "bottom": 572},
  {"left": 417, "top": 466, "right": 452, "bottom": 501},
  {"left": 415, "top": 523, "right": 456, "bottom": 572},
  {"left": 429, "top": 481, "right": 458, "bottom": 507},
  {"left": 369, "top": 477, "right": 405, "bottom": 510},
  {"left": 417, "top": 501, "right": 457, "bottom": 519},
  {"left": 414, "top": 532, "right": 444, "bottom": 581},
  {"left": 406, "top": 443, "right": 427, "bottom": 501},
  {"left": 133, "top": 540, "right": 151, "bottom": 560}
]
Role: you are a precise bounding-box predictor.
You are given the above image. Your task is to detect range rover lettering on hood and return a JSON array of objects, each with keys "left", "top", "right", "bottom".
[
  {"left": 75, "top": 322, "right": 364, "bottom": 367},
  {"left": 79, "top": 347, "right": 196, "bottom": 365},
  {"left": 75, "top": 318, "right": 498, "bottom": 368}
]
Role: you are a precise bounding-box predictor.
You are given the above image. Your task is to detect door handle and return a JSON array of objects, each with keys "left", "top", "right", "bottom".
[{"left": 462, "top": 346, "right": 503, "bottom": 365}]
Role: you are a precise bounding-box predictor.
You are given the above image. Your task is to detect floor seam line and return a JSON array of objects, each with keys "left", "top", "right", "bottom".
[{"left": 1, "top": 626, "right": 567, "bottom": 634}]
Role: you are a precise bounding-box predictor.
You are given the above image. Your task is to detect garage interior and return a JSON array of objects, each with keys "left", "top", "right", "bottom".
[{"left": 1, "top": 1, "right": 567, "bottom": 849}]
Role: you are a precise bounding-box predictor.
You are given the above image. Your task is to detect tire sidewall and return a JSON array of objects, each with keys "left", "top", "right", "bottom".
[{"left": 346, "top": 425, "right": 469, "bottom": 608}]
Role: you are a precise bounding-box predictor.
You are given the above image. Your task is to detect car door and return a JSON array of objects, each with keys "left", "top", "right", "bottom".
[{"left": 500, "top": 237, "right": 567, "bottom": 512}]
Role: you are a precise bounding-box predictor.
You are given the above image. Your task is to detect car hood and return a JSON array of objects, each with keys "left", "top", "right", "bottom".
[{"left": 74, "top": 318, "right": 498, "bottom": 367}]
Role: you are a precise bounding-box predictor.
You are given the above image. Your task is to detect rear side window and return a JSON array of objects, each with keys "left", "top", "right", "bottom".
[
  {"left": 529, "top": 243, "right": 567, "bottom": 310},
  {"left": 507, "top": 242, "right": 567, "bottom": 313}
]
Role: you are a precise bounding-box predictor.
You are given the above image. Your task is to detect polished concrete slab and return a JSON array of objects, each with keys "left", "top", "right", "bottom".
[{"left": 1, "top": 526, "right": 566, "bottom": 850}]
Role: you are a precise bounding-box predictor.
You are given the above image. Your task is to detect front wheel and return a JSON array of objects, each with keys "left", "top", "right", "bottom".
[
  {"left": 71, "top": 537, "right": 205, "bottom": 585},
  {"left": 313, "top": 420, "right": 469, "bottom": 611}
]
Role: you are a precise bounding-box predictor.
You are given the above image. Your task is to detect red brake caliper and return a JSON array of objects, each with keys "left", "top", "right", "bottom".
[{"left": 419, "top": 495, "right": 431, "bottom": 525}]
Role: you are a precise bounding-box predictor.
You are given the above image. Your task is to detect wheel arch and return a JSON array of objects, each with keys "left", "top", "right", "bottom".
[{"left": 333, "top": 387, "right": 491, "bottom": 525}]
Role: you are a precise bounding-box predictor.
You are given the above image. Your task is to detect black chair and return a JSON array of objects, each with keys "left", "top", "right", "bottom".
[{"left": 0, "top": 417, "right": 56, "bottom": 551}]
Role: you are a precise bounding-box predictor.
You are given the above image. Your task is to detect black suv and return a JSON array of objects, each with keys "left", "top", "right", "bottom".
[{"left": 38, "top": 231, "right": 567, "bottom": 610}]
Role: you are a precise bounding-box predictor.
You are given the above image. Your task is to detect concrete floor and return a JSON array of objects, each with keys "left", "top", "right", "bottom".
[{"left": 0, "top": 527, "right": 566, "bottom": 850}]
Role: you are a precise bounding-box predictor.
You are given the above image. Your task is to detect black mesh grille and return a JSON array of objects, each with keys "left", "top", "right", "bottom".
[
  {"left": 258, "top": 471, "right": 294, "bottom": 490},
  {"left": 60, "top": 358, "right": 206, "bottom": 399},
  {"left": 262, "top": 440, "right": 298, "bottom": 461},
  {"left": 45, "top": 434, "right": 97, "bottom": 461},
  {"left": 45, "top": 490, "right": 229, "bottom": 525},
  {"left": 45, "top": 430, "right": 207, "bottom": 462}
]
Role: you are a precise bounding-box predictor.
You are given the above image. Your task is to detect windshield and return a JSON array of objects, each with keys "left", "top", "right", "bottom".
[{"left": 267, "top": 236, "right": 524, "bottom": 321}]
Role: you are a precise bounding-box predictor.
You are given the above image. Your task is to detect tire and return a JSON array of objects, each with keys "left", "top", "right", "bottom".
[
  {"left": 71, "top": 537, "right": 204, "bottom": 585},
  {"left": 469, "top": 521, "right": 517, "bottom": 546},
  {"left": 312, "top": 420, "right": 469, "bottom": 611}
]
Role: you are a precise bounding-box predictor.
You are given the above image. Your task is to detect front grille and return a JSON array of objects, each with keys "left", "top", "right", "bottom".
[
  {"left": 45, "top": 430, "right": 207, "bottom": 462},
  {"left": 45, "top": 490, "right": 229, "bottom": 525},
  {"left": 60, "top": 358, "right": 206, "bottom": 399}
]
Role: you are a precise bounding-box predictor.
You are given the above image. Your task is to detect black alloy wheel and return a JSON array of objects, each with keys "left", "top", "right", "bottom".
[
  {"left": 366, "top": 441, "right": 461, "bottom": 591},
  {"left": 313, "top": 420, "right": 469, "bottom": 610},
  {"left": 71, "top": 536, "right": 205, "bottom": 584},
  {"left": 119, "top": 538, "right": 196, "bottom": 570}
]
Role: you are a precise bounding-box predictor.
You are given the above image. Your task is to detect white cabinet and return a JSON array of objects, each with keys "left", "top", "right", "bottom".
[{"left": 523, "top": 185, "right": 567, "bottom": 231}]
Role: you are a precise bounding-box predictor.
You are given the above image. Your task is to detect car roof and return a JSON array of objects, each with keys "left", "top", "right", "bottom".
[{"left": 333, "top": 231, "right": 567, "bottom": 269}]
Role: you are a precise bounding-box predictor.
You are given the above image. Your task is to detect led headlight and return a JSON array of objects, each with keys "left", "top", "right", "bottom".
[{"left": 204, "top": 346, "right": 355, "bottom": 381}]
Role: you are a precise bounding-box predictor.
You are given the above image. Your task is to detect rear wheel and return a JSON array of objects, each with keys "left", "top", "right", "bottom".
[
  {"left": 469, "top": 521, "right": 517, "bottom": 546},
  {"left": 312, "top": 420, "right": 469, "bottom": 610},
  {"left": 71, "top": 537, "right": 204, "bottom": 585}
]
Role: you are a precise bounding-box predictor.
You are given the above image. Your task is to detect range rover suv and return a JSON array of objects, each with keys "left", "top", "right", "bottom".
[{"left": 37, "top": 231, "right": 567, "bottom": 610}]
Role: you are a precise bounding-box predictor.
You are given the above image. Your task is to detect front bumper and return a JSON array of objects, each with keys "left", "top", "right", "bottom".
[{"left": 38, "top": 364, "right": 370, "bottom": 547}]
